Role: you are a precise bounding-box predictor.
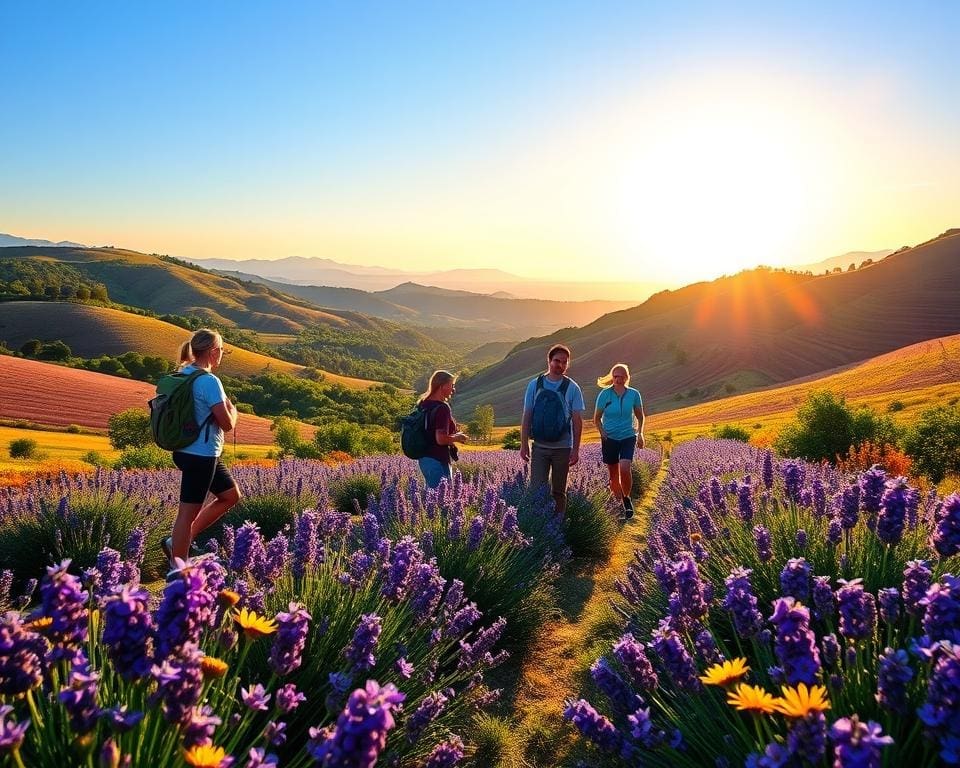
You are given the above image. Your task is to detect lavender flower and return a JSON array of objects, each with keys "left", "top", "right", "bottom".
[
  {"left": 590, "top": 657, "right": 636, "bottom": 712},
  {"left": 860, "top": 465, "right": 887, "bottom": 525},
  {"left": 877, "top": 477, "right": 909, "bottom": 545},
  {"left": 795, "top": 529, "right": 808, "bottom": 550},
  {"left": 58, "top": 651, "right": 101, "bottom": 734},
  {"left": 782, "top": 460, "right": 805, "bottom": 503},
  {"left": 344, "top": 613, "right": 382, "bottom": 671},
  {"left": 563, "top": 698, "right": 622, "bottom": 753},
  {"left": 292, "top": 510, "right": 320, "bottom": 580},
  {"left": 246, "top": 747, "right": 279, "bottom": 768},
  {"left": 612, "top": 632, "right": 659, "bottom": 691},
  {"left": 241, "top": 683, "right": 271, "bottom": 711},
  {"left": 738, "top": 480, "right": 754, "bottom": 522},
  {"left": 668, "top": 552, "right": 709, "bottom": 628},
  {"left": 787, "top": 712, "right": 827, "bottom": 764},
  {"left": 0, "top": 705, "right": 29, "bottom": 754},
  {"left": 405, "top": 690, "right": 449, "bottom": 744},
  {"left": 651, "top": 621, "right": 701, "bottom": 692},
  {"left": 102, "top": 586, "right": 155, "bottom": 681},
  {"left": 830, "top": 715, "right": 894, "bottom": 768},
  {"left": 423, "top": 736, "right": 465, "bottom": 768},
  {"left": 381, "top": 536, "right": 423, "bottom": 602},
  {"left": 812, "top": 478, "right": 828, "bottom": 518},
  {"left": 902, "top": 560, "right": 933, "bottom": 617},
  {"left": 876, "top": 647, "right": 913, "bottom": 715},
  {"left": 877, "top": 588, "right": 900, "bottom": 625},
  {"left": 837, "top": 579, "right": 877, "bottom": 642},
  {"left": 821, "top": 634, "right": 840, "bottom": 669},
  {"left": 813, "top": 576, "right": 835, "bottom": 622},
  {"left": 838, "top": 483, "right": 860, "bottom": 530},
  {"left": 467, "top": 516, "right": 484, "bottom": 550},
  {"left": 270, "top": 602, "right": 311, "bottom": 676},
  {"left": 770, "top": 597, "right": 821, "bottom": 686},
  {"left": 182, "top": 704, "right": 221, "bottom": 748},
  {"left": 919, "top": 574, "right": 960, "bottom": 646},
  {"left": 932, "top": 493, "right": 960, "bottom": 557},
  {"left": 762, "top": 451, "right": 774, "bottom": 490},
  {"left": 276, "top": 683, "right": 306, "bottom": 714},
  {"left": 753, "top": 525, "right": 773, "bottom": 563},
  {"left": 93, "top": 547, "right": 123, "bottom": 600},
  {"left": 723, "top": 567, "right": 764, "bottom": 639},
  {"left": 408, "top": 562, "right": 446, "bottom": 622},
  {"left": 150, "top": 643, "right": 204, "bottom": 725},
  {"left": 0, "top": 612, "right": 45, "bottom": 695},
  {"left": 629, "top": 704, "right": 667, "bottom": 749},
  {"left": 779, "top": 558, "right": 812, "bottom": 601},
  {"left": 308, "top": 680, "right": 405, "bottom": 768},
  {"left": 827, "top": 516, "right": 843, "bottom": 545},
  {"left": 38, "top": 560, "right": 89, "bottom": 659},
  {"left": 458, "top": 616, "right": 507, "bottom": 670},
  {"left": 153, "top": 558, "right": 220, "bottom": 662}
]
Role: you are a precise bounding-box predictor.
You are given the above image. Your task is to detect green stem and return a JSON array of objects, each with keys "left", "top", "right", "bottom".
[{"left": 24, "top": 689, "right": 43, "bottom": 729}]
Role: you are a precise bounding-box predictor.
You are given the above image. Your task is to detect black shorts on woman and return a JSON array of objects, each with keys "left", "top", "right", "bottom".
[
  {"left": 601, "top": 436, "right": 636, "bottom": 465},
  {"left": 173, "top": 451, "right": 237, "bottom": 504}
]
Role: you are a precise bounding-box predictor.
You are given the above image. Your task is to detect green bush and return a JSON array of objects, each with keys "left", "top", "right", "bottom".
[
  {"left": 329, "top": 473, "right": 381, "bottom": 515},
  {"left": 313, "top": 421, "right": 394, "bottom": 457},
  {"left": 887, "top": 399, "right": 905, "bottom": 412},
  {"left": 902, "top": 404, "right": 960, "bottom": 482},
  {"left": 630, "top": 461, "right": 654, "bottom": 499},
  {"left": 774, "top": 389, "right": 899, "bottom": 463},
  {"left": 0, "top": 491, "right": 169, "bottom": 584},
  {"left": 108, "top": 407, "right": 153, "bottom": 450},
  {"left": 271, "top": 415, "right": 303, "bottom": 456},
  {"left": 471, "top": 714, "right": 527, "bottom": 767},
  {"left": 501, "top": 428, "right": 522, "bottom": 450},
  {"left": 713, "top": 424, "right": 751, "bottom": 442},
  {"left": 563, "top": 490, "right": 618, "bottom": 560},
  {"left": 200, "top": 492, "right": 312, "bottom": 543},
  {"left": 66, "top": 424, "right": 82, "bottom": 434},
  {"left": 113, "top": 445, "right": 173, "bottom": 470},
  {"left": 81, "top": 450, "right": 109, "bottom": 467},
  {"left": 9, "top": 438, "right": 38, "bottom": 459}
]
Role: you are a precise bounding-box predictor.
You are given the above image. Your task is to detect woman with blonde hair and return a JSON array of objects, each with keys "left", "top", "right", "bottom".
[
  {"left": 162, "top": 328, "right": 241, "bottom": 570},
  {"left": 415, "top": 369, "right": 468, "bottom": 488},
  {"left": 593, "top": 363, "right": 645, "bottom": 518}
]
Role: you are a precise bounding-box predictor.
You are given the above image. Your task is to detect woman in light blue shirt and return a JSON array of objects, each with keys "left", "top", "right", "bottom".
[{"left": 593, "top": 363, "right": 645, "bottom": 517}]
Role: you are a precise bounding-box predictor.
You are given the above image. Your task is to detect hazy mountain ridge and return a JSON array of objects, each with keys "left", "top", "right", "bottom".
[
  {"left": 0, "top": 233, "right": 87, "bottom": 248},
  {"left": 455, "top": 229, "right": 960, "bottom": 423}
]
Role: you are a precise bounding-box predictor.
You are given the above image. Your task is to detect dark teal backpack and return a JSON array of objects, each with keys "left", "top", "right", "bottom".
[
  {"left": 530, "top": 374, "right": 571, "bottom": 442},
  {"left": 400, "top": 404, "right": 431, "bottom": 459}
]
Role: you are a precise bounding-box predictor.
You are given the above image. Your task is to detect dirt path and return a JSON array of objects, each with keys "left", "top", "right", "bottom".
[{"left": 508, "top": 468, "right": 666, "bottom": 766}]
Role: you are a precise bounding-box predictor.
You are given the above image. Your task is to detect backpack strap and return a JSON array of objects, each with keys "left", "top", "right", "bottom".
[
  {"left": 558, "top": 376, "right": 571, "bottom": 396},
  {"left": 535, "top": 374, "right": 545, "bottom": 392}
]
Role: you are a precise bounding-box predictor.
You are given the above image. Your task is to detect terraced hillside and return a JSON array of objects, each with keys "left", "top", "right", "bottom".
[
  {"left": 0, "top": 302, "right": 373, "bottom": 388},
  {"left": 457, "top": 229, "right": 960, "bottom": 422},
  {"left": 0, "top": 355, "right": 312, "bottom": 443}
]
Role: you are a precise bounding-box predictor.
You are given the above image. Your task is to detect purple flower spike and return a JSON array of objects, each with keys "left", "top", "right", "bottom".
[
  {"left": 753, "top": 526, "right": 773, "bottom": 563},
  {"left": 0, "top": 704, "right": 29, "bottom": 754},
  {"left": 270, "top": 602, "right": 311, "bottom": 677},
  {"left": 830, "top": 715, "right": 894, "bottom": 768},
  {"left": 876, "top": 647, "right": 913, "bottom": 715},
  {"left": 423, "top": 736, "right": 465, "bottom": 768},
  {"left": 241, "top": 683, "right": 271, "bottom": 711},
  {"left": 650, "top": 620, "right": 701, "bottom": 693},
  {"left": 58, "top": 651, "right": 101, "bottom": 734},
  {"left": 877, "top": 477, "right": 909, "bottom": 545},
  {"left": 344, "top": 613, "right": 382, "bottom": 671},
  {"left": 563, "top": 698, "right": 622, "bottom": 754},
  {"left": 932, "top": 493, "right": 960, "bottom": 557},
  {"left": 770, "top": 597, "right": 821, "bottom": 686},
  {"left": 406, "top": 690, "right": 449, "bottom": 744},
  {"left": 307, "top": 680, "right": 405, "bottom": 768},
  {"left": 837, "top": 579, "right": 877, "bottom": 642},
  {"left": 787, "top": 712, "right": 827, "bottom": 764},
  {"left": 590, "top": 657, "right": 635, "bottom": 713},
  {"left": 0, "top": 612, "right": 46, "bottom": 696},
  {"left": 919, "top": 574, "right": 960, "bottom": 646},
  {"left": 902, "top": 560, "right": 933, "bottom": 617},
  {"left": 612, "top": 632, "right": 659, "bottom": 691},
  {"left": 103, "top": 586, "right": 155, "bottom": 681},
  {"left": 39, "top": 560, "right": 89, "bottom": 659},
  {"left": 723, "top": 567, "right": 763, "bottom": 639},
  {"left": 779, "top": 558, "right": 812, "bottom": 602},
  {"left": 276, "top": 683, "right": 306, "bottom": 714}
]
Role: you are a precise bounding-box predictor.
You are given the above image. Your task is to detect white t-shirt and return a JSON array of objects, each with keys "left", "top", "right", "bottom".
[{"left": 177, "top": 365, "right": 227, "bottom": 457}]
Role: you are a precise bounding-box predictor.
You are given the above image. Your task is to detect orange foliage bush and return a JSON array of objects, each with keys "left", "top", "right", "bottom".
[
  {"left": 836, "top": 441, "right": 913, "bottom": 477},
  {"left": 321, "top": 450, "right": 354, "bottom": 466},
  {"left": 0, "top": 460, "right": 94, "bottom": 490}
]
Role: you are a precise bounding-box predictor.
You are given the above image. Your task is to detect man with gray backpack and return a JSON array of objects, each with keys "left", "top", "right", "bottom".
[{"left": 519, "top": 343, "right": 584, "bottom": 519}]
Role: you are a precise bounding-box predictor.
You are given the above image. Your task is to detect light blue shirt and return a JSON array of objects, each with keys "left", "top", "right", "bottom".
[
  {"left": 177, "top": 365, "right": 227, "bottom": 457},
  {"left": 595, "top": 386, "right": 643, "bottom": 441},
  {"left": 523, "top": 375, "right": 585, "bottom": 448}
]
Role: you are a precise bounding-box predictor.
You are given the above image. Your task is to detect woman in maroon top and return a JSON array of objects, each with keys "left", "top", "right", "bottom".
[{"left": 417, "top": 370, "right": 468, "bottom": 488}]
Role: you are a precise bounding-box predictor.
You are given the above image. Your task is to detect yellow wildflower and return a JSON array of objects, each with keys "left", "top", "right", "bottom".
[
  {"left": 24, "top": 616, "right": 53, "bottom": 632},
  {"left": 218, "top": 589, "right": 240, "bottom": 607},
  {"left": 773, "top": 683, "right": 831, "bottom": 717},
  {"left": 200, "top": 656, "right": 229, "bottom": 679},
  {"left": 233, "top": 608, "right": 278, "bottom": 639},
  {"left": 727, "top": 683, "right": 777, "bottom": 714},
  {"left": 699, "top": 657, "right": 750, "bottom": 687},
  {"left": 184, "top": 744, "right": 230, "bottom": 767}
]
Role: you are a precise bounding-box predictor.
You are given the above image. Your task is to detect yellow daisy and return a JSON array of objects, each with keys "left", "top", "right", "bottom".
[
  {"left": 24, "top": 616, "right": 53, "bottom": 632},
  {"left": 233, "top": 608, "right": 278, "bottom": 639},
  {"left": 183, "top": 744, "right": 230, "bottom": 767},
  {"left": 699, "top": 657, "right": 750, "bottom": 687},
  {"left": 200, "top": 656, "right": 229, "bottom": 679},
  {"left": 773, "top": 683, "right": 831, "bottom": 717},
  {"left": 727, "top": 683, "right": 778, "bottom": 714}
]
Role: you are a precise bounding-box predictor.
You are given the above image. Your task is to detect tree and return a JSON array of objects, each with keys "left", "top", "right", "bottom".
[
  {"left": 472, "top": 404, "right": 495, "bottom": 444},
  {"left": 19, "top": 339, "right": 42, "bottom": 357},
  {"left": 902, "top": 405, "right": 960, "bottom": 483},
  {"left": 271, "top": 415, "right": 303, "bottom": 456},
  {"left": 108, "top": 408, "right": 153, "bottom": 450},
  {"left": 74, "top": 285, "right": 91, "bottom": 301},
  {"left": 36, "top": 340, "right": 72, "bottom": 361}
]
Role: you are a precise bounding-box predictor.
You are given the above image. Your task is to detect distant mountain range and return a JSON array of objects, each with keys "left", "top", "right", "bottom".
[
  {"left": 0, "top": 232, "right": 87, "bottom": 248},
  {"left": 454, "top": 229, "right": 960, "bottom": 423}
]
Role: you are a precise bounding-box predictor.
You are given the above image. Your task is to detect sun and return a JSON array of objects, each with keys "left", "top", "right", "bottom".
[{"left": 614, "top": 87, "right": 841, "bottom": 284}]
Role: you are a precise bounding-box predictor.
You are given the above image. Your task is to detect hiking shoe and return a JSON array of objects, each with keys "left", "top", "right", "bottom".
[
  {"left": 161, "top": 536, "right": 174, "bottom": 564},
  {"left": 622, "top": 497, "right": 634, "bottom": 519}
]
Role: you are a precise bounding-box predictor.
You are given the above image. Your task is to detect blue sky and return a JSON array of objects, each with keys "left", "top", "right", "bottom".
[{"left": 2, "top": 1, "right": 958, "bottom": 284}]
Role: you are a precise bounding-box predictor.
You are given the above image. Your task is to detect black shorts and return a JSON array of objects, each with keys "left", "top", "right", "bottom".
[
  {"left": 601, "top": 436, "right": 637, "bottom": 465},
  {"left": 172, "top": 452, "right": 237, "bottom": 504}
]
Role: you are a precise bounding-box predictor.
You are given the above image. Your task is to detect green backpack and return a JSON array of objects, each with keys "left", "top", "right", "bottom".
[{"left": 148, "top": 370, "right": 214, "bottom": 451}]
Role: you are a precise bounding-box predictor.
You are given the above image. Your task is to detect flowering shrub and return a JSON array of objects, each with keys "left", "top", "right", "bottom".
[{"left": 567, "top": 439, "right": 960, "bottom": 765}]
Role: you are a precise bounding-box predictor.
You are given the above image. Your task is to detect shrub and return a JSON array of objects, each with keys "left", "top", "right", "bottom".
[
  {"left": 630, "top": 461, "right": 654, "bottom": 499},
  {"left": 9, "top": 438, "right": 38, "bottom": 459},
  {"left": 271, "top": 415, "right": 303, "bottom": 456},
  {"left": 564, "top": 490, "right": 618, "bottom": 560},
  {"left": 81, "top": 450, "right": 110, "bottom": 467},
  {"left": 108, "top": 407, "right": 152, "bottom": 450},
  {"left": 201, "top": 492, "right": 310, "bottom": 543},
  {"left": 66, "top": 424, "right": 82, "bottom": 434},
  {"left": 0, "top": 491, "right": 169, "bottom": 584},
  {"left": 902, "top": 403, "right": 960, "bottom": 482},
  {"left": 887, "top": 399, "right": 905, "bottom": 412},
  {"left": 314, "top": 421, "right": 394, "bottom": 457},
  {"left": 471, "top": 714, "right": 527, "bottom": 767},
  {"left": 713, "top": 424, "right": 751, "bottom": 442},
  {"left": 113, "top": 445, "right": 173, "bottom": 470},
  {"left": 329, "top": 473, "right": 381, "bottom": 515},
  {"left": 836, "top": 440, "right": 913, "bottom": 476},
  {"left": 501, "top": 428, "right": 522, "bottom": 450},
  {"left": 774, "top": 389, "right": 899, "bottom": 463}
]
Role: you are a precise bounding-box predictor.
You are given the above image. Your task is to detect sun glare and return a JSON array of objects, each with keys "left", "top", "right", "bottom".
[{"left": 615, "top": 87, "right": 840, "bottom": 284}]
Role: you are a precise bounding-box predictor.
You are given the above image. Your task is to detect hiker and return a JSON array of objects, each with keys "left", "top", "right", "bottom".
[
  {"left": 416, "top": 370, "right": 468, "bottom": 489},
  {"left": 519, "top": 344, "right": 584, "bottom": 518},
  {"left": 164, "top": 328, "right": 241, "bottom": 568},
  {"left": 593, "top": 363, "right": 645, "bottom": 518}
]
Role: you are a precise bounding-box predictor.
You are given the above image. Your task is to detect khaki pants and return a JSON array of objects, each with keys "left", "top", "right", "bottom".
[{"left": 530, "top": 443, "right": 571, "bottom": 516}]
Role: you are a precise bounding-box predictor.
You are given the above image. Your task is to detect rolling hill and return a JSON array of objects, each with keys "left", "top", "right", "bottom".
[
  {"left": 456, "top": 229, "right": 960, "bottom": 423},
  {"left": 0, "top": 355, "right": 313, "bottom": 443},
  {"left": 212, "top": 271, "right": 635, "bottom": 340},
  {"left": 646, "top": 333, "right": 960, "bottom": 438},
  {"left": 0, "top": 302, "right": 376, "bottom": 388}
]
